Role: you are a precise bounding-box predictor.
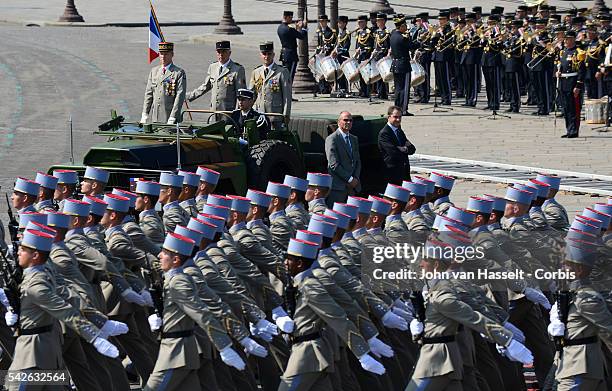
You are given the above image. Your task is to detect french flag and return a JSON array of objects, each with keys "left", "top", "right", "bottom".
[{"left": 148, "top": 1, "right": 164, "bottom": 63}]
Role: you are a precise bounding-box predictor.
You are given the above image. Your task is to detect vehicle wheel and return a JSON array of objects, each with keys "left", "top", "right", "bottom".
[{"left": 246, "top": 140, "right": 305, "bottom": 190}]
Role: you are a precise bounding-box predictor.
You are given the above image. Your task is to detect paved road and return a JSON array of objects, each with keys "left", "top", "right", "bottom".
[{"left": 0, "top": 24, "right": 610, "bottom": 219}]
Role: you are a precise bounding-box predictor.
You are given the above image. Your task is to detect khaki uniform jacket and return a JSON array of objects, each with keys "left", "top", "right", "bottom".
[
  {"left": 10, "top": 266, "right": 100, "bottom": 371},
  {"left": 180, "top": 199, "right": 199, "bottom": 218},
  {"left": 384, "top": 214, "right": 410, "bottom": 243},
  {"left": 155, "top": 269, "right": 232, "bottom": 371},
  {"left": 432, "top": 197, "right": 453, "bottom": 216},
  {"left": 556, "top": 279, "right": 612, "bottom": 380},
  {"left": 542, "top": 198, "right": 570, "bottom": 231},
  {"left": 308, "top": 198, "right": 328, "bottom": 217},
  {"left": 123, "top": 218, "right": 161, "bottom": 257},
  {"left": 352, "top": 227, "right": 380, "bottom": 249},
  {"left": 529, "top": 206, "right": 551, "bottom": 231},
  {"left": 248, "top": 219, "right": 282, "bottom": 258},
  {"left": 331, "top": 242, "right": 361, "bottom": 279},
  {"left": 187, "top": 60, "right": 246, "bottom": 111},
  {"left": 402, "top": 209, "right": 430, "bottom": 232},
  {"left": 285, "top": 203, "right": 310, "bottom": 231},
  {"left": 412, "top": 279, "right": 512, "bottom": 379},
  {"left": 340, "top": 232, "right": 363, "bottom": 268},
  {"left": 34, "top": 199, "right": 57, "bottom": 213},
  {"left": 142, "top": 63, "right": 186, "bottom": 123},
  {"left": 139, "top": 209, "right": 166, "bottom": 246},
  {"left": 249, "top": 63, "right": 292, "bottom": 119},
  {"left": 229, "top": 222, "right": 286, "bottom": 281},
  {"left": 284, "top": 268, "right": 369, "bottom": 377},
  {"left": 162, "top": 201, "right": 190, "bottom": 234},
  {"left": 269, "top": 210, "right": 295, "bottom": 255},
  {"left": 420, "top": 204, "right": 436, "bottom": 228},
  {"left": 50, "top": 242, "right": 100, "bottom": 310}
]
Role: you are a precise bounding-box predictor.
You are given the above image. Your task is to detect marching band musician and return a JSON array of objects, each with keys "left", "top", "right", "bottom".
[
  {"left": 390, "top": 15, "right": 419, "bottom": 116},
  {"left": 432, "top": 10, "right": 454, "bottom": 106},
  {"left": 332, "top": 16, "right": 351, "bottom": 91},
  {"left": 277, "top": 10, "right": 307, "bottom": 80},
  {"left": 481, "top": 14, "right": 504, "bottom": 112},
  {"left": 556, "top": 30, "right": 586, "bottom": 138},
  {"left": 528, "top": 19, "right": 554, "bottom": 116},
  {"left": 372, "top": 13, "right": 391, "bottom": 100},
  {"left": 413, "top": 13, "right": 433, "bottom": 104},
  {"left": 454, "top": 17, "right": 467, "bottom": 99},
  {"left": 460, "top": 13, "right": 481, "bottom": 107},
  {"left": 584, "top": 23, "right": 605, "bottom": 98},
  {"left": 315, "top": 14, "right": 337, "bottom": 94},
  {"left": 503, "top": 20, "right": 526, "bottom": 113},
  {"left": 355, "top": 15, "right": 375, "bottom": 98}
]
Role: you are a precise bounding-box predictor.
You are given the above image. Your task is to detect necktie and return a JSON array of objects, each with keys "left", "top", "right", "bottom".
[
  {"left": 345, "top": 134, "right": 353, "bottom": 158},
  {"left": 162, "top": 67, "right": 166, "bottom": 74},
  {"left": 264, "top": 67, "right": 270, "bottom": 78},
  {"left": 394, "top": 128, "right": 403, "bottom": 144},
  {"left": 219, "top": 65, "right": 224, "bottom": 77}
]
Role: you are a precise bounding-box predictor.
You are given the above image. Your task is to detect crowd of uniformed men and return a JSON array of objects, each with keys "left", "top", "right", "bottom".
[{"left": 0, "top": 159, "right": 610, "bottom": 390}]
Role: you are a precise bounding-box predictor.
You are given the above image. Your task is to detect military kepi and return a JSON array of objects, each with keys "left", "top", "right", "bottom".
[
  {"left": 237, "top": 89, "right": 255, "bottom": 100},
  {"left": 216, "top": 40, "right": 231, "bottom": 50},
  {"left": 260, "top": 41, "right": 274, "bottom": 52},
  {"left": 197, "top": 166, "right": 220, "bottom": 185},
  {"left": 103, "top": 194, "right": 130, "bottom": 213},
  {"left": 163, "top": 232, "right": 195, "bottom": 256},
  {"left": 135, "top": 180, "right": 162, "bottom": 197},
  {"left": 21, "top": 229, "right": 55, "bottom": 252},
  {"left": 287, "top": 238, "right": 319, "bottom": 260},
  {"left": 246, "top": 189, "right": 272, "bottom": 208},
  {"left": 35, "top": 172, "right": 58, "bottom": 190},
  {"left": 160, "top": 172, "right": 183, "bottom": 188},
  {"left": 284, "top": 175, "right": 308, "bottom": 192},
  {"left": 307, "top": 172, "right": 332, "bottom": 188},
  {"left": 14, "top": 178, "right": 40, "bottom": 196},
  {"left": 430, "top": 172, "right": 455, "bottom": 190},
  {"left": 63, "top": 199, "right": 91, "bottom": 217},
  {"left": 158, "top": 41, "right": 174, "bottom": 52},
  {"left": 84, "top": 166, "right": 110, "bottom": 184},
  {"left": 53, "top": 169, "right": 79, "bottom": 185},
  {"left": 505, "top": 186, "right": 533, "bottom": 205}
]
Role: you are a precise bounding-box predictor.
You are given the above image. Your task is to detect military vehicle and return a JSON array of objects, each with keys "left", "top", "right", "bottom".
[{"left": 49, "top": 110, "right": 388, "bottom": 194}]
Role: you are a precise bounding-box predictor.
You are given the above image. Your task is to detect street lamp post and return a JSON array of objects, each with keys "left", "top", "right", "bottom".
[
  {"left": 214, "top": 0, "right": 243, "bottom": 35},
  {"left": 58, "top": 0, "right": 84, "bottom": 22},
  {"left": 370, "top": 0, "right": 394, "bottom": 15},
  {"left": 330, "top": 0, "right": 338, "bottom": 30},
  {"left": 293, "top": 0, "right": 316, "bottom": 93}
]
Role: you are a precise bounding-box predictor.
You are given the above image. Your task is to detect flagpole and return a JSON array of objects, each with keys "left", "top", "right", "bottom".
[{"left": 149, "top": 0, "right": 165, "bottom": 41}]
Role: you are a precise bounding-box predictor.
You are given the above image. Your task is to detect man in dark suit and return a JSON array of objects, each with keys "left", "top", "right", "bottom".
[
  {"left": 324, "top": 111, "right": 361, "bottom": 206},
  {"left": 378, "top": 106, "right": 416, "bottom": 185}
]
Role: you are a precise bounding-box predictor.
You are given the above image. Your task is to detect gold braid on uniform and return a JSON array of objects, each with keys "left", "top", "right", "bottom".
[
  {"left": 376, "top": 31, "right": 389, "bottom": 45},
  {"left": 573, "top": 48, "right": 587, "bottom": 71},
  {"left": 338, "top": 32, "right": 349, "bottom": 44},
  {"left": 324, "top": 30, "right": 337, "bottom": 45},
  {"left": 357, "top": 30, "right": 371, "bottom": 45}
]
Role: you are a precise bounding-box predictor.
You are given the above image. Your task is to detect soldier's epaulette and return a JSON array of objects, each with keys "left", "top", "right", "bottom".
[
  {"left": 234, "top": 62, "right": 242, "bottom": 66},
  {"left": 254, "top": 64, "right": 263, "bottom": 69}
]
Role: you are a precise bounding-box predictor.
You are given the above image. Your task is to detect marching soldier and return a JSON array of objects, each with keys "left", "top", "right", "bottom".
[
  {"left": 390, "top": 15, "right": 418, "bottom": 115},
  {"left": 266, "top": 181, "right": 296, "bottom": 253},
  {"left": 134, "top": 180, "right": 166, "bottom": 246},
  {"left": 332, "top": 16, "right": 351, "bottom": 91},
  {"left": 355, "top": 15, "right": 375, "bottom": 98},
  {"left": 159, "top": 172, "right": 190, "bottom": 233},
  {"left": 249, "top": 42, "right": 292, "bottom": 129},
  {"left": 34, "top": 172, "right": 58, "bottom": 213},
  {"left": 187, "top": 40, "right": 246, "bottom": 113},
  {"left": 52, "top": 169, "right": 79, "bottom": 211},
  {"left": 372, "top": 13, "right": 391, "bottom": 100},
  {"left": 429, "top": 172, "right": 455, "bottom": 215},
  {"left": 228, "top": 88, "right": 271, "bottom": 141},
  {"left": 11, "top": 178, "right": 39, "bottom": 221},
  {"left": 283, "top": 175, "right": 310, "bottom": 230},
  {"left": 556, "top": 30, "right": 586, "bottom": 138},
  {"left": 80, "top": 166, "right": 109, "bottom": 199},
  {"left": 432, "top": 10, "right": 454, "bottom": 106},
  {"left": 305, "top": 172, "right": 332, "bottom": 215},
  {"left": 141, "top": 41, "right": 186, "bottom": 125},
  {"left": 277, "top": 10, "right": 307, "bottom": 80},
  {"left": 195, "top": 167, "right": 220, "bottom": 212},
  {"left": 177, "top": 171, "right": 200, "bottom": 218},
  {"left": 315, "top": 14, "right": 336, "bottom": 94},
  {"left": 536, "top": 173, "right": 570, "bottom": 231}
]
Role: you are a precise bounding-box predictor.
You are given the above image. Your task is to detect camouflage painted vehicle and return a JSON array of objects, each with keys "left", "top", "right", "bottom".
[{"left": 49, "top": 110, "right": 388, "bottom": 194}]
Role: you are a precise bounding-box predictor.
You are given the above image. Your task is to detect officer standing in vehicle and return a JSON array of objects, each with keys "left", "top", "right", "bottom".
[
  {"left": 141, "top": 42, "right": 186, "bottom": 125},
  {"left": 187, "top": 41, "right": 246, "bottom": 112},
  {"left": 277, "top": 10, "right": 307, "bottom": 80}
]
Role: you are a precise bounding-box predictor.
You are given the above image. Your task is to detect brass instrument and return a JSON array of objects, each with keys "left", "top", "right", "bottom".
[
  {"left": 435, "top": 26, "right": 458, "bottom": 51},
  {"left": 526, "top": 42, "right": 555, "bottom": 69}
]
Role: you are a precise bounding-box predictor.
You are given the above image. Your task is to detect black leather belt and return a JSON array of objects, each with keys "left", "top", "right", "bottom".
[
  {"left": 161, "top": 330, "right": 194, "bottom": 339},
  {"left": 19, "top": 325, "right": 53, "bottom": 336},
  {"left": 290, "top": 332, "right": 321, "bottom": 344},
  {"left": 564, "top": 336, "right": 598, "bottom": 346},
  {"left": 422, "top": 335, "right": 455, "bottom": 344}
]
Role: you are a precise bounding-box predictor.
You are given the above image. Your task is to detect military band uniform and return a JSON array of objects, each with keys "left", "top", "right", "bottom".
[
  {"left": 315, "top": 24, "right": 337, "bottom": 94},
  {"left": 187, "top": 60, "right": 246, "bottom": 111},
  {"left": 142, "top": 63, "right": 186, "bottom": 124},
  {"left": 460, "top": 25, "right": 481, "bottom": 107},
  {"left": 277, "top": 20, "right": 307, "bottom": 79},
  {"left": 390, "top": 27, "right": 418, "bottom": 114},
  {"left": 250, "top": 62, "right": 292, "bottom": 129},
  {"left": 355, "top": 25, "right": 375, "bottom": 98},
  {"left": 432, "top": 23, "right": 454, "bottom": 105},
  {"left": 373, "top": 27, "right": 391, "bottom": 99},
  {"left": 481, "top": 28, "right": 503, "bottom": 111},
  {"left": 504, "top": 30, "right": 523, "bottom": 113},
  {"left": 335, "top": 25, "right": 352, "bottom": 90},
  {"left": 558, "top": 42, "right": 586, "bottom": 137},
  {"left": 584, "top": 36, "right": 605, "bottom": 99},
  {"left": 229, "top": 107, "right": 271, "bottom": 141}
]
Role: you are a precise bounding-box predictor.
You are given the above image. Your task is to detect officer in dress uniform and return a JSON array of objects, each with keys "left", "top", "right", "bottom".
[
  {"left": 229, "top": 88, "right": 270, "bottom": 141},
  {"left": 372, "top": 13, "right": 391, "bottom": 100},
  {"left": 315, "top": 15, "right": 337, "bottom": 94},
  {"left": 277, "top": 10, "right": 307, "bottom": 80},
  {"left": 432, "top": 10, "right": 454, "bottom": 105},
  {"left": 141, "top": 42, "right": 186, "bottom": 125},
  {"left": 333, "top": 16, "right": 351, "bottom": 91},
  {"left": 249, "top": 42, "right": 292, "bottom": 129},
  {"left": 390, "top": 16, "right": 419, "bottom": 116},
  {"left": 557, "top": 30, "right": 586, "bottom": 138},
  {"left": 460, "top": 13, "right": 481, "bottom": 107},
  {"left": 187, "top": 40, "right": 246, "bottom": 113},
  {"left": 355, "top": 15, "right": 375, "bottom": 98}
]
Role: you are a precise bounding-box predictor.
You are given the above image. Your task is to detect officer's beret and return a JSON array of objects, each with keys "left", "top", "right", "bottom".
[
  {"left": 237, "top": 88, "right": 255, "bottom": 100},
  {"left": 318, "top": 14, "right": 329, "bottom": 21},
  {"left": 158, "top": 42, "right": 174, "bottom": 52},
  {"left": 259, "top": 41, "right": 274, "bottom": 52},
  {"left": 338, "top": 15, "right": 349, "bottom": 23},
  {"left": 216, "top": 40, "right": 231, "bottom": 50},
  {"left": 376, "top": 13, "right": 387, "bottom": 21},
  {"left": 565, "top": 30, "right": 577, "bottom": 38},
  {"left": 358, "top": 15, "right": 368, "bottom": 22},
  {"left": 283, "top": 10, "right": 293, "bottom": 17}
]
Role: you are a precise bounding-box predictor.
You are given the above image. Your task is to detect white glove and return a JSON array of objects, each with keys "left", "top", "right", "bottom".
[
  {"left": 249, "top": 323, "right": 274, "bottom": 342},
  {"left": 167, "top": 117, "right": 176, "bottom": 125},
  {"left": 549, "top": 302, "right": 559, "bottom": 323},
  {"left": 255, "top": 318, "right": 279, "bottom": 336},
  {"left": 368, "top": 336, "right": 394, "bottom": 358},
  {"left": 381, "top": 310, "right": 408, "bottom": 331},
  {"left": 4, "top": 310, "right": 18, "bottom": 327},
  {"left": 409, "top": 319, "right": 424, "bottom": 336},
  {"left": 139, "top": 289, "right": 154, "bottom": 308},
  {"left": 503, "top": 321, "right": 525, "bottom": 344},
  {"left": 272, "top": 306, "right": 294, "bottom": 333},
  {"left": 358, "top": 353, "right": 386, "bottom": 375},
  {"left": 121, "top": 288, "right": 146, "bottom": 306},
  {"left": 547, "top": 320, "right": 565, "bottom": 337},
  {"left": 140, "top": 113, "right": 149, "bottom": 124},
  {"left": 240, "top": 337, "right": 268, "bottom": 358},
  {"left": 391, "top": 306, "right": 414, "bottom": 322},
  {"left": 504, "top": 339, "right": 534, "bottom": 365},
  {"left": 220, "top": 345, "right": 246, "bottom": 371},
  {"left": 148, "top": 314, "right": 162, "bottom": 332},
  {"left": 524, "top": 287, "right": 551, "bottom": 310},
  {"left": 93, "top": 337, "right": 119, "bottom": 358},
  {"left": 393, "top": 298, "right": 413, "bottom": 313},
  {"left": 99, "top": 320, "right": 129, "bottom": 338},
  {"left": 0, "top": 288, "right": 10, "bottom": 310}
]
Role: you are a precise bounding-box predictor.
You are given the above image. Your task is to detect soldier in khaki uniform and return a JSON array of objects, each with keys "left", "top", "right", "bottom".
[
  {"left": 177, "top": 170, "right": 200, "bottom": 218},
  {"left": 135, "top": 180, "right": 165, "bottom": 246},
  {"left": 536, "top": 173, "right": 570, "bottom": 231},
  {"left": 141, "top": 41, "right": 186, "bottom": 125},
  {"left": 187, "top": 40, "right": 246, "bottom": 112},
  {"left": 144, "top": 232, "right": 246, "bottom": 390},
  {"left": 412, "top": 176, "right": 437, "bottom": 228},
  {"left": 5, "top": 229, "right": 119, "bottom": 391},
  {"left": 279, "top": 238, "right": 385, "bottom": 390},
  {"left": 305, "top": 172, "right": 332, "bottom": 215},
  {"left": 401, "top": 181, "right": 431, "bottom": 232},
  {"left": 266, "top": 182, "right": 296, "bottom": 254},
  {"left": 429, "top": 172, "right": 455, "bottom": 216},
  {"left": 52, "top": 169, "right": 79, "bottom": 211},
  {"left": 11, "top": 178, "right": 39, "bottom": 223},
  {"left": 283, "top": 175, "right": 310, "bottom": 230},
  {"left": 34, "top": 172, "right": 58, "bottom": 213},
  {"left": 194, "top": 166, "right": 220, "bottom": 213},
  {"left": 159, "top": 172, "right": 190, "bottom": 233},
  {"left": 249, "top": 41, "right": 292, "bottom": 128},
  {"left": 332, "top": 203, "right": 363, "bottom": 272},
  {"left": 548, "top": 239, "right": 612, "bottom": 391},
  {"left": 382, "top": 184, "right": 411, "bottom": 242},
  {"left": 245, "top": 189, "right": 282, "bottom": 257}
]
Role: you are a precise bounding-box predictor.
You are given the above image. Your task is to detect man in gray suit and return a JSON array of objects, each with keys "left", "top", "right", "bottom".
[
  {"left": 187, "top": 40, "right": 246, "bottom": 112},
  {"left": 141, "top": 42, "right": 187, "bottom": 125},
  {"left": 324, "top": 111, "right": 361, "bottom": 206}
]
